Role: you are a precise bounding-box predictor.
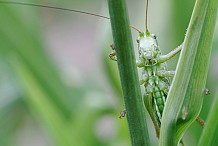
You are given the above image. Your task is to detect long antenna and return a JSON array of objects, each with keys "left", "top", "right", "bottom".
[
  {"left": 0, "top": 1, "right": 141, "bottom": 33},
  {"left": 0, "top": 1, "right": 110, "bottom": 19},
  {"left": 145, "top": 0, "right": 149, "bottom": 33}
]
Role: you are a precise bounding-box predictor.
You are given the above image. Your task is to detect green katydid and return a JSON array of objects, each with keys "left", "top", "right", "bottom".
[
  {"left": 0, "top": 0, "right": 207, "bottom": 142},
  {"left": 109, "top": 0, "right": 206, "bottom": 141}
]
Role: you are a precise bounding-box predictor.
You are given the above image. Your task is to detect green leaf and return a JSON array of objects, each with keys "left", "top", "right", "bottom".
[
  {"left": 107, "top": 0, "right": 150, "bottom": 145},
  {"left": 160, "top": 0, "right": 218, "bottom": 145}
]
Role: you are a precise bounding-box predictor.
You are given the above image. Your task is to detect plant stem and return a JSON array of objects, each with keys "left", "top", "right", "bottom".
[{"left": 107, "top": 0, "right": 150, "bottom": 145}]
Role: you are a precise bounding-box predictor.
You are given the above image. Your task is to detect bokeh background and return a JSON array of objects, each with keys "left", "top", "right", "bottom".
[{"left": 0, "top": 0, "right": 217, "bottom": 146}]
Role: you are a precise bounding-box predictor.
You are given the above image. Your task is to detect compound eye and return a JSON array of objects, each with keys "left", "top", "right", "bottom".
[
  {"left": 151, "top": 34, "right": 157, "bottom": 39},
  {"left": 136, "top": 37, "right": 140, "bottom": 43}
]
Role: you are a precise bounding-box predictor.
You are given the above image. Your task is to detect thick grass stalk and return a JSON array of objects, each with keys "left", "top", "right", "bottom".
[
  {"left": 107, "top": 0, "right": 150, "bottom": 145},
  {"left": 160, "top": 0, "right": 218, "bottom": 145}
]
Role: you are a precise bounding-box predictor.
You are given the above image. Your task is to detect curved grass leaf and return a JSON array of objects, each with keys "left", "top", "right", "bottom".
[{"left": 160, "top": 0, "right": 218, "bottom": 145}]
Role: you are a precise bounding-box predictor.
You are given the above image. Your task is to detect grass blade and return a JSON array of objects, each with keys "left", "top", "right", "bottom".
[{"left": 160, "top": 0, "right": 218, "bottom": 145}]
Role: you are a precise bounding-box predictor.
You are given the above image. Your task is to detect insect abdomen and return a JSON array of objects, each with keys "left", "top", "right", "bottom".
[
  {"left": 153, "top": 86, "right": 167, "bottom": 124},
  {"left": 144, "top": 66, "right": 170, "bottom": 128}
]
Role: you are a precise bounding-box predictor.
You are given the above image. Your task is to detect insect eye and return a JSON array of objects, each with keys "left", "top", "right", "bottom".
[
  {"left": 151, "top": 34, "right": 157, "bottom": 39},
  {"left": 136, "top": 37, "right": 140, "bottom": 43}
]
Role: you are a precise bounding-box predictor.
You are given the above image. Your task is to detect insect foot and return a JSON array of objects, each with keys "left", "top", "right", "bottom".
[
  {"left": 119, "top": 110, "right": 127, "bottom": 119},
  {"left": 204, "top": 88, "right": 210, "bottom": 95},
  {"left": 181, "top": 107, "right": 188, "bottom": 120},
  {"left": 109, "top": 43, "right": 117, "bottom": 61}
]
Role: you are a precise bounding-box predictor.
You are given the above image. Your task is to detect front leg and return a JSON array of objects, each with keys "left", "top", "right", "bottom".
[
  {"left": 157, "top": 70, "right": 175, "bottom": 77},
  {"left": 158, "top": 43, "right": 183, "bottom": 63}
]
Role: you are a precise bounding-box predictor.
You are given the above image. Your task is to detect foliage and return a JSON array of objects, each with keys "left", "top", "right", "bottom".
[{"left": 0, "top": 0, "right": 217, "bottom": 146}]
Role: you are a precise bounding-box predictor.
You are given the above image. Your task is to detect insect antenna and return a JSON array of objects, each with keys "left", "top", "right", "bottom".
[
  {"left": 145, "top": 0, "right": 149, "bottom": 33},
  {"left": 0, "top": 1, "right": 141, "bottom": 33},
  {"left": 0, "top": 1, "right": 110, "bottom": 19}
]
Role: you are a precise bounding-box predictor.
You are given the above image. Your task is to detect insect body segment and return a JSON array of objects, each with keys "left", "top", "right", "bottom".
[{"left": 136, "top": 31, "right": 181, "bottom": 137}]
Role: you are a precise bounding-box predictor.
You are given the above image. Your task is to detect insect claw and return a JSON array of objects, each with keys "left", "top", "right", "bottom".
[
  {"left": 109, "top": 52, "right": 117, "bottom": 61},
  {"left": 119, "top": 110, "right": 127, "bottom": 119},
  {"left": 109, "top": 43, "right": 117, "bottom": 61},
  {"left": 181, "top": 107, "right": 188, "bottom": 120}
]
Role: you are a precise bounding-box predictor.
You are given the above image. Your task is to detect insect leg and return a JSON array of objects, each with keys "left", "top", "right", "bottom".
[
  {"left": 194, "top": 88, "right": 209, "bottom": 127},
  {"left": 139, "top": 71, "right": 148, "bottom": 85},
  {"left": 194, "top": 89, "right": 209, "bottom": 127},
  {"left": 157, "top": 70, "right": 175, "bottom": 77},
  {"left": 143, "top": 93, "right": 160, "bottom": 137},
  {"left": 196, "top": 117, "right": 205, "bottom": 128},
  {"left": 158, "top": 43, "right": 183, "bottom": 63},
  {"left": 181, "top": 107, "right": 205, "bottom": 129}
]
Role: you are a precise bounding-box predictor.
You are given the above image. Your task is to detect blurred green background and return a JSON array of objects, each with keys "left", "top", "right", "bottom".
[{"left": 0, "top": 0, "right": 217, "bottom": 146}]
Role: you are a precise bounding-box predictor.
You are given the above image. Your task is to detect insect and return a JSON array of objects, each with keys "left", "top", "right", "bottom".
[
  {"left": 0, "top": 0, "right": 205, "bottom": 143},
  {"left": 135, "top": 0, "right": 183, "bottom": 138}
]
